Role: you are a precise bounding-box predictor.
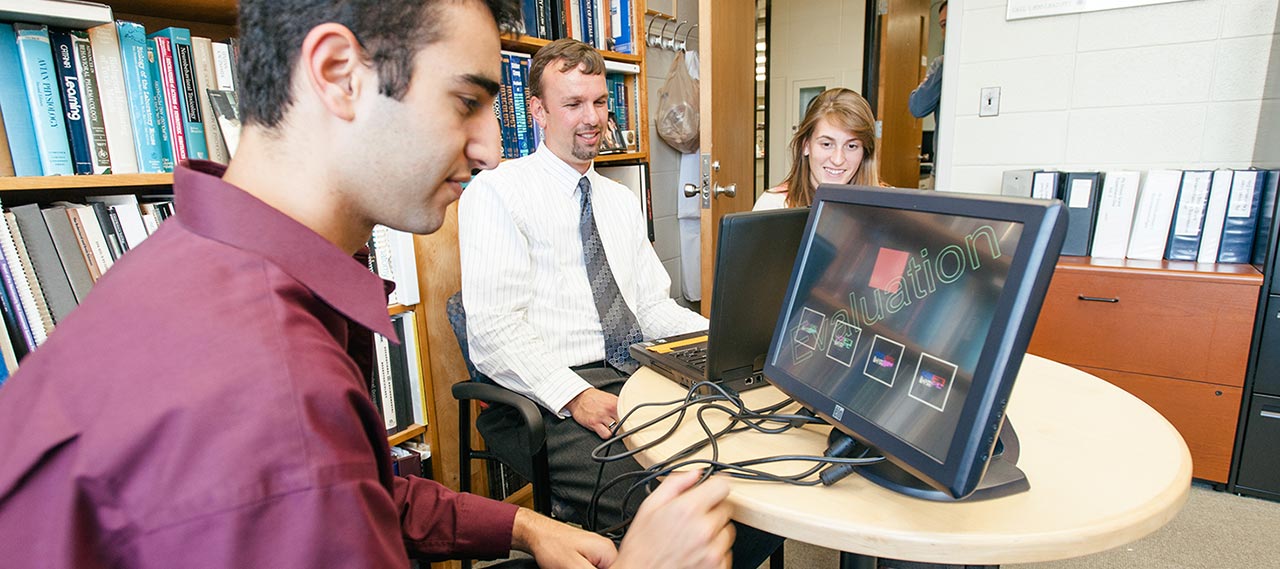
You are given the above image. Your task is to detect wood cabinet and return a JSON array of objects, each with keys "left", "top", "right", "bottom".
[{"left": 1027, "top": 257, "right": 1262, "bottom": 483}]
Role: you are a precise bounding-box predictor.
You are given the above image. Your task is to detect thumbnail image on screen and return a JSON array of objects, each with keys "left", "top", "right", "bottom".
[{"left": 770, "top": 200, "right": 1024, "bottom": 462}]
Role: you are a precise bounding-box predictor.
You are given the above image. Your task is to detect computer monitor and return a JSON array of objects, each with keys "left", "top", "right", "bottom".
[{"left": 763, "top": 185, "right": 1066, "bottom": 500}]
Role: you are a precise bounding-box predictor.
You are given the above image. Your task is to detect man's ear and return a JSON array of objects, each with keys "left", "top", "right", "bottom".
[
  {"left": 529, "top": 96, "right": 547, "bottom": 130},
  {"left": 298, "top": 23, "right": 368, "bottom": 122}
]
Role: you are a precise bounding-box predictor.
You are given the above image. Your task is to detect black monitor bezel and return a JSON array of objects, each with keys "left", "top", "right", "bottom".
[{"left": 763, "top": 184, "right": 1066, "bottom": 499}]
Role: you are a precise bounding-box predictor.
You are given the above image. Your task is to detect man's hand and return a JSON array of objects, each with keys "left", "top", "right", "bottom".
[
  {"left": 511, "top": 508, "right": 617, "bottom": 568},
  {"left": 565, "top": 388, "right": 619, "bottom": 438},
  {"left": 612, "top": 470, "right": 735, "bottom": 569}
]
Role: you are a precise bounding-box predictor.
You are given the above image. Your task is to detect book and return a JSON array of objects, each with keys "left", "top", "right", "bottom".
[
  {"left": 1218, "top": 169, "right": 1265, "bottom": 264},
  {"left": 0, "top": 24, "right": 42, "bottom": 176},
  {"left": 190, "top": 36, "right": 228, "bottom": 163},
  {"left": 1196, "top": 170, "right": 1234, "bottom": 264},
  {"left": 1164, "top": 170, "right": 1213, "bottom": 261},
  {"left": 205, "top": 89, "right": 240, "bottom": 158},
  {"left": 63, "top": 202, "right": 113, "bottom": 277},
  {"left": 86, "top": 21, "right": 138, "bottom": 173},
  {"left": 149, "top": 35, "right": 186, "bottom": 165},
  {"left": 611, "top": 0, "right": 634, "bottom": 53},
  {"left": 1126, "top": 170, "right": 1183, "bottom": 261},
  {"left": 1061, "top": 172, "right": 1102, "bottom": 256},
  {"left": 1089, "top": 171, "right": 1141, "bottom": 260},
  {"left": 0, "top": 207, "right": 38, "bottom": 353},
  {"left": 0, "top": 0, "right": 113, "bottom": 29},
  {"left": 14, "top": 23, "right": 75, "bottom": 176},
  {"left": 85, "top": 194, "right": 149, "bottom": 249},
  {"left": 11, "top": 201, "right": 81, "bottom": 324},
  {"left": 86, "top": 200, "right": 124, "bottom": 260},
  {"left": 149, "top": 27, "right": 208, "bottom": 160},
  {"left": 5, "top": 211, "right": 55, "bottom": 342},
  {"left": 394, "top": 311, "right": 427, "bottom": 426},
  {"left": 116, "top": 20, "right": 167, "bottom": 173},
  {"left": 1030, "top": 170, "right": 1061, "bottom": 200},
  {"left": 47, "top": 28, "right": 93, "bottom": 175},
  {"left": 145, "top": 38, "right": 175, "bottom": 170},
  {"left": 40, "top": 204, "right": 94, "bottom": 302},
  {"left": 210, "top": 40, "right": 235, "bottom": 90},
  {"left": 0, "top": 106, "right": 12, "bottom": 176},
  {"left": 68, "top": 30, "right": 110, "bottom": 174}
]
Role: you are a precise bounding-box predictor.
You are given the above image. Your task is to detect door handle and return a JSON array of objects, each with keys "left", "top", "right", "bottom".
[
  {"left": 683, "top": 183, "right": 700, "bottom": 198},
  {"left": 1078, "top": 295, "right": 1119, "bottom": 303},
  {"left": 714, "top": 183, "right": 737, "bottom": 198}
]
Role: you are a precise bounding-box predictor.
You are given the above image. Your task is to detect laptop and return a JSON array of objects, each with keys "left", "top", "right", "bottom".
[{"left": 630, "top": 208, "right": 808, "bottom": 393}]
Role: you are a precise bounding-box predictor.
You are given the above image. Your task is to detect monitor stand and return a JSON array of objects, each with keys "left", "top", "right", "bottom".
[{"left": 826, "top": 418, "right": 1029, "bottom": 502}]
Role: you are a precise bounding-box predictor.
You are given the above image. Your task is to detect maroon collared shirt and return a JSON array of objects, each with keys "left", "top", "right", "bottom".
[{"left": 0, "top": 162, "right": 516, "bottom": 568}]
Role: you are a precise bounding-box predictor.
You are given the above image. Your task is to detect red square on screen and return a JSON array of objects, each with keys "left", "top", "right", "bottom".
[{"left": 870, "top": 248, "right": 909, "bottom": 293}]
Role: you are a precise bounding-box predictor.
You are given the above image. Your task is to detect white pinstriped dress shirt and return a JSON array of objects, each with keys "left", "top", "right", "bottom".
[{"left": 459, "top": 145, "right": 707, "bottom": 416}]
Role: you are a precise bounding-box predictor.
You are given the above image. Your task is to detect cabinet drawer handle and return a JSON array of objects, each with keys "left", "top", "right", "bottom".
[
  {"left": 1077, "top": 295, "right": 1119, "bottom": 303},
  {"left": 1261, "top": 409, "right": 1280, "bottom": 420}
]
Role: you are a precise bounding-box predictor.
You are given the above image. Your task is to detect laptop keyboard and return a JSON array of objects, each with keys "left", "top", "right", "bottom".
[{"left": 673, "top": 345, "right": 708, "bottom": 372}]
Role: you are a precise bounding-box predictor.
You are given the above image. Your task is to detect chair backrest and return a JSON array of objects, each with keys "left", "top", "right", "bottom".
[{"left": 445, "top": 291, "right": 481, "bottom": 382}]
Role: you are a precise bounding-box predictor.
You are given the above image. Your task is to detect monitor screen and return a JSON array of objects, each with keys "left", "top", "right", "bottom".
[{"left": 764, "top": 185, "right": 1065, "bottom": 499}]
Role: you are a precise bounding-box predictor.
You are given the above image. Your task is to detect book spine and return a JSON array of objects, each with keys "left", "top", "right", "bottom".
[
  {"left": 86, "top": 23, "right": 139, "bottom": 174},
  {"left": 0, "top": 211, "right": 37, "bottom": 353},
  {"left": 211, "top": 41, "right": 235, "bottom": 90},
  {"left": 117, "top": 21, "right": 166, "bottom": 173},
  {"left": 150, "top": 36, "right": 187, "bottom": 165},
  {"left": 62, "top": 206, "right": 103, "bottom": 281},
  {"left": 14, "top": 23, "right": 74, "bottom": 176},
  {"left": 581, "top": 0, "right": 596, "bottom": 46},
  {"left": 499, "top": 52, "right": 515, "bottom": 159},
  {"left": 146, "top": 36, "right": 180, "bottom": 166},
  {"left": 509, "top": 54, "right": 530, "bottom": 157},
  {"left": 0, "top": 25, "right": 42, "bottom": 176},
  {"left": 69, "top": 30, "right": 111, "bottom": 174},
  {"left": 612, "top": 0, "right": 633, "bottom": 54},
  {"left": 47, "top": 28, "right": 93, "bottom": 175},
  {"left": 89, "top": 201, "right": 125, "bottom": 261},
  {"left": 5, "top": 211, "right": 54, "bottom": 341},
  {"left": 163, "top": 28, "right": 209, "bottom": 160},
  {"left": 190, "top": 36, "right": 228, "bottom": 163}
]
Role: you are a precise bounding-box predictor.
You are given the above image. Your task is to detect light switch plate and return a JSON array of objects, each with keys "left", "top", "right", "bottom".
[{"left": 980, "top": 87, "right": 1001, "bottom": 117}]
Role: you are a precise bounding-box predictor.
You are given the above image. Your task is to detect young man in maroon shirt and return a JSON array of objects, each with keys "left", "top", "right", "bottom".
[{"left": 0, "top": 1, "right": 734, "bottom": 568}]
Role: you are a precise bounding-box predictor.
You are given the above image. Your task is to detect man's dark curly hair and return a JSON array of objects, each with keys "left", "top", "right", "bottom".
[{"left": 237, "top": 0, "right": 521, "bottom": 128}]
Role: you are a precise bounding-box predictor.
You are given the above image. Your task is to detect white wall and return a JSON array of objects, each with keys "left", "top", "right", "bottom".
[
  {"left": 645, "top": 0, "right": 699, "bottom": 297},
  {"left": 767, "top": 0, "right": 867, "bottom": 188},
  {"left": 937, "top": 0, "right": 1280, "bottom": 194}
]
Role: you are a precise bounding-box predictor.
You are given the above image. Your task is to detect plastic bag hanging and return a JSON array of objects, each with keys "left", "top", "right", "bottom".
[{"left": 655, "top": 50, "right": 700, "bottom": 154}]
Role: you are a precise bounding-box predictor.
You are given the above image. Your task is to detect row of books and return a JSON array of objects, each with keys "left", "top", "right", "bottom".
[
  {"left": 373, "top": 311, "right": 427, "bottom": 436},
  {"left": 0, "top": 2, "right": 240, "bottom": 177},
  {"left": 516, "top": 0, "right": 637, "bottom": 54},
  {"left": 1002, "top": 168, "right": 1280, "bottom": 263},
  {"left": 496, "top": 50, "right": 638, "bottom": 159},
  {"left": 0, "top": 194, "right": 174, "bottom": 376}
]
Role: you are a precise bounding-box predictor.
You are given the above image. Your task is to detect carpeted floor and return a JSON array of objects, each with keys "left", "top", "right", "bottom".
[{"left": 778, "top": 483, "right": 1280, "bottom": 568}]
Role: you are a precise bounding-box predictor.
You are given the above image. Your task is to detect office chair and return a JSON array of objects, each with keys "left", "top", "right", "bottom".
[{"left": 446, "top": 292, "right": 553, "bottom": 515}]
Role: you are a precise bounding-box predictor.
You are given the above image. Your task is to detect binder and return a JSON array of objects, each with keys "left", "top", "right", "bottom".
[
  {"left": 1001, "top": 169, "right": 1038, "bottom": 198},
  {"left": 1126, "top": 170, "right": 1183, "bottom": 261},
  {"left": 1061, "top": 172, "right": 1102, "bottom": 256},
  {"left": 1031, "top": 171, "right": 1062, "bottom": 200},
  {"left": 1164, "top": 170, "right": 1213, "bottom": 261},
  {"left": 1251, "top": 170, "right": 1280, "bottom": 266},
  {"left": 1217, "top": 169, "right": 1265, "bottom": 264},
  {"left": 1196, "top": 170, "right": 1234, "bottom": 263},
  {"left": 1090, "top": 171, "right": 1141, "bottom": 259}
]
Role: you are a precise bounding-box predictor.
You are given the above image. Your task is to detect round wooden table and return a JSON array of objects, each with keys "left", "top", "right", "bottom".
[{"left": 617, "top": 355, "right": 1191, "bottom": 565}]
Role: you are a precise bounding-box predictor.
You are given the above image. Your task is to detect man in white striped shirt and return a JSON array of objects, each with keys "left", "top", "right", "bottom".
[
  {"left": 459, "top": 39, "right": 781, "bottom": 569},
  {"left": 459, "top": 37, "right": 707, "bottom": 526}
]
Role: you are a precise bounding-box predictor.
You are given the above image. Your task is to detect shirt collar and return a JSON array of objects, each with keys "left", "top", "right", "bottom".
[
  {"left": 173, "top": 161, "right": 396, "bottom": 339},
  {"left": 533, "top": 143, "right": 598, "bottom": 198}
]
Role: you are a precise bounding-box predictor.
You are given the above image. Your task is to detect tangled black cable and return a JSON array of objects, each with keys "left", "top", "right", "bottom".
[{"left": 583, "top": 380, "right": 883, "bottom": 538}]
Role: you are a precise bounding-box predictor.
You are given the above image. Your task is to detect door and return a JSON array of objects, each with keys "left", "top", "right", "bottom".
[
  {"left": 876, "top": 0, "right": 929, "bottom": 189},
  {"left": 698, "top": 0, "right": 756, "bottom": 315}
]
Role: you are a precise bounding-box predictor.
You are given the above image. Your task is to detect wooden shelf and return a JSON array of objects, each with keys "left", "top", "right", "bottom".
[
  {"left": 104, "top": 0, "right": 237, "bottom": 25},
  {"left": 500, "top": 34, "right": 642, "bottom": 63},
  {"left": 1055, "top": 255, "right": 1263, "bottom": 285},
  {"left": 0, "top": 174, "right": 175, "bottom": 192},
  {"left": 387, "top": 423, "right": 427, "bottom": 447},
  {"left": 595, "top": 151, "right": 649, "bottom": 164},
  {"left": 388, "top": 304, "right": 414, "bottom": 317}
]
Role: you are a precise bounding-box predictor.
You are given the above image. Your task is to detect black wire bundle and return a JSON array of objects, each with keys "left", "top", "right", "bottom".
[{"left": 584, "top": 381, "right": 883, "bottom": 538}]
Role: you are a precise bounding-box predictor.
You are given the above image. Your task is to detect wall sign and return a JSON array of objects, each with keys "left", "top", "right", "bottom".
[{"left": 1007, "top": 0, "right": 1194, "bottom": 21}]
